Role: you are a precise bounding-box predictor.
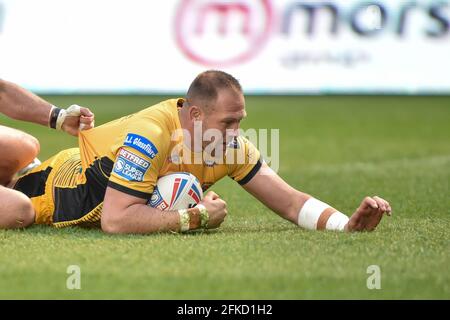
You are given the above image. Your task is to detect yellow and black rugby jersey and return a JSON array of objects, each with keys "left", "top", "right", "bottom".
[
  {"left": 78, "top": 98, "right": 262, "bottom": 200},
  {"left": 13, "top": 99, "right": 262, "bottom": 227}
]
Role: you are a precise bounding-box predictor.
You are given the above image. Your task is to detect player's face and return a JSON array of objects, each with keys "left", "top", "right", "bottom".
[{"left": 202, "top": 89, "right": 246, "bottom": 153}]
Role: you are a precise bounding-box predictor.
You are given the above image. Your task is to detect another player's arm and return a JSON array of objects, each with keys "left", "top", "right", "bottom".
[
  {"left": 0, "top": 79, "right": 94, "bottom": 135},
  {"left": 242, "top": 162, "right": 392, "bottom": 232},
  {"left": 101, "top": 187, "right": 227, "bottom": 234}
]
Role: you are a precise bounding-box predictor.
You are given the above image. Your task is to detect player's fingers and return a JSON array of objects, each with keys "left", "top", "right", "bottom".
[
  {"left": 205, "top": 191, "right": 219, "bottom": 200},
  {"left": 217, "top": 198, "right": 227, "bottom": 209},
  {"left": 379, "top": 199, "right": 391, "bottom": 216},
  {"left": 79, "top": 115, "right": 94, "bottom": 130},
  {"left": 80, "top": 116, "right": 95, "bottom": 127},
  {"left": 373, "top": 196, "right": 387, "bottom": 211},
  {"left": 383, "top": 199, "right": 391, "bottom": 211},
  {"left": 383, "top": 201, "right": 390, "bottom": 214},
  {"left": 364, "top": 196, "right": 378, "bottom": 209},
  {"left": 79, "top": 122, "right": 94, "bottom": 131},
  {"left": 80, "top": 115, "right": 93, "bottom": 123},
  {"left": 79, "top": 106, "right": 94, "bottom": 117},
  {"left": 383, "top": 200, "right": 392, "bottom": 216}
]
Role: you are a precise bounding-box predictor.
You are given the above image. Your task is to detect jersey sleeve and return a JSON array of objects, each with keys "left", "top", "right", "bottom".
[
  {"left": 227, "top": 136, "right": 262, "bottom": 185},
  {"left": 107, "top": 119, "right": 169, "bottom": 199}
]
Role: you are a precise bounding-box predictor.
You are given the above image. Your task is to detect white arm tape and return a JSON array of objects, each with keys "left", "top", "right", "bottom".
[
  {"left": 298, "top": 198, "right": 349, "bottom": 231},
  {"left": 326, "top": 211, "right": 349, "bottom": 231},
  {"left": 298, "top": 198, "right": 329, "bottom": 230}
]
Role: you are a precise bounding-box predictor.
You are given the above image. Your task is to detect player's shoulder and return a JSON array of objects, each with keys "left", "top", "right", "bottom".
[
  {"left": 112, "top": 99, "right": 182, "bottom": 159},
  {"left": 138, "top": 98, "right": 182, "bottom": 123},
  {"left": 128, "top": 98, "right": 182, "bottom": 136}
]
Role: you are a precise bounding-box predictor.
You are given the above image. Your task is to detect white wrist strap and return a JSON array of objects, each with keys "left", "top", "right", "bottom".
[
  {"left": 196, "top": 204, "right": 209, "bottom": 228},
  {"left": 298, "top": 198, "right": 349, "bottom": 231},
  {"left": 326, "top": 211, "right": 349, "bottom": 231},
  {"left": 178, "top": 209, "right": 190, "bottom": 232},
  {"left": 178, "top": 205, "right": 209, "bottom": 232},
  {"left": 56, "top": 104, "right": 82, "bottom": 130}
]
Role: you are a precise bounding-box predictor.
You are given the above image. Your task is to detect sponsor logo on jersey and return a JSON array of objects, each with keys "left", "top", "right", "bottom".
[
  {"left": 113, "top": 150, "right": 150, "bottom": 182},
  {"left": 124, "top": 133, "right": 158, "bottom": 159},
  {"left": 118, "top": 148, "right": 150, "bottom": 169}
]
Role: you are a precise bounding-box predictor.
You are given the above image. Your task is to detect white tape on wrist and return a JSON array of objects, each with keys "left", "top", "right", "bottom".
[
  {"left": 178, "top": 209, "right": 190, "bottom": 232},
  {"left": 56, "top": 104, "right": 81, "bottom": 131},
  {"left": 298, "top": 198, "right": 349, "bottom": 231},
  {"left": 196, "top": 204, "right": 209, "bottom": 228},
  {"left": 326, "top": 211, "right": 349, "bottom": 231}
]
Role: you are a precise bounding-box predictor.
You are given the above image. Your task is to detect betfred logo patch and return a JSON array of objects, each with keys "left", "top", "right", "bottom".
[
  {"left": 124, "top": 133, "right": 158, "bottom": 159},
  {"left": 118, "top": 148, "right": 150, "bottom": 169},
  {"left": 113, "top": 149, "right": 150, "bottom": 182}
]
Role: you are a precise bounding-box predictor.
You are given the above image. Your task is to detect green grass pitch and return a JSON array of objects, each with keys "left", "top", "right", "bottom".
[{"left": 0, "top": 95, "right": 449, "bottom": 299}]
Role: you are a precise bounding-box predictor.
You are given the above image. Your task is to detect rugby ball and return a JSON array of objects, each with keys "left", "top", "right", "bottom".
[{"left": 147, "top": 172, "right": 203, "bottom": 211}]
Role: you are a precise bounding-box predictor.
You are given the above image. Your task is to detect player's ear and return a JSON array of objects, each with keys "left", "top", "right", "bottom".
[{"left": 189, "top": 105, "right": 202, "bottom": 122}]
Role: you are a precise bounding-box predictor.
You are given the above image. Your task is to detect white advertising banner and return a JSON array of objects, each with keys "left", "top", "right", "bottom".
[{"left": 0, "top": 0, "right": 449, "bottom": 94}]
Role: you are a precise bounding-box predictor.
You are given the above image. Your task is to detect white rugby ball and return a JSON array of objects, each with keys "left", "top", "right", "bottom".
[{"left": 147, "top": 172, "right": 203, "bottom": 211}]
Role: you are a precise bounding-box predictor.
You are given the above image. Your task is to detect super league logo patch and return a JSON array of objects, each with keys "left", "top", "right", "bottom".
[
  {"left": 124, "top": 133, "right": 158, "bottom": 159},
  {"left": 113, "top": 149, "right": 150, "bottom": 182}
]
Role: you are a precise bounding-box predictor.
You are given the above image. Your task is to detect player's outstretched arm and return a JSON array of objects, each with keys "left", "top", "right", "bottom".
[
  {"left": 242, "top": 162, "right": 392, "bottom": 232},
  {"left": 0, "top": 79, "right": 94, "bottom": 136},
  {"left": 101, "top": 187, "right": 227, "bottom": 234}
]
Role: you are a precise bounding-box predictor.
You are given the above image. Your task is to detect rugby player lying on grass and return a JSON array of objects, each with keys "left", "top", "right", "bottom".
[
  {"left": 0, "top": 79, "right": 94, "bottom": 228},
  {"left": 4, "top": 71, "right": 391, "bottom": 233}
]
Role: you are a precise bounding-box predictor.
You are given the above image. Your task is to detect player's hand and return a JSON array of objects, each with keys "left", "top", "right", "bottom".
[
  {"left": 200, "top": 191, "right": 227, "bottom": 229},
  {"left": 345, "top": 196, "right": 392, "bottom": 232},
  {"left": 60, "top": 105, "right": 95, "bottom": 136}
]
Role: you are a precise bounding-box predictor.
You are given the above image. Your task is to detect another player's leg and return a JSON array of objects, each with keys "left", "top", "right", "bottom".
[
  {"left": 0, "top": 185, "right": 35, "bottom": 228},
  {"left": 0, "top": 125, "right": 40, "bottom": 229},
  {"left": 0, "top": 125, "right": 40, "bottom": 185}
]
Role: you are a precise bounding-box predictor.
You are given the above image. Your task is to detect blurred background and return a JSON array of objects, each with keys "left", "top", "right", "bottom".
[{"left": 1, "top": 0, "right": 449, "bottom": 94}]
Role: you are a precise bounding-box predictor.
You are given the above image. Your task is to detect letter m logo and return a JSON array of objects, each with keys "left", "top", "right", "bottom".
[
  {"left": 175, "top": 0, "right": 273, "bottom": 66},
  {"left": 195, "top": 1, "right": 252, "bottom": 36}
]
